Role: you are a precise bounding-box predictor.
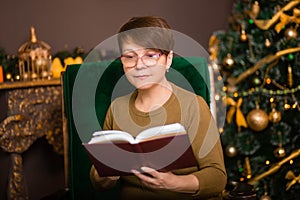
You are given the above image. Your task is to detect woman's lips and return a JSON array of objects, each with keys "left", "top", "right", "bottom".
[{"left": 134, "top": 74, "right": 150, "bottom": 80}]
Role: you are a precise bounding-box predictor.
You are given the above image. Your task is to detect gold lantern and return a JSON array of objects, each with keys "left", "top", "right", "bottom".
[{"left": 18, "top": 27, "right": 52, "bottom": 81}]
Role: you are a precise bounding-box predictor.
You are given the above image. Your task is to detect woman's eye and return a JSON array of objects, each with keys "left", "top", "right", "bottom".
[
  {"left": 123, "top": 55, "right": 135, "bottom": 59},
  {"left": 145, "top": 53, "right": 158, "bottom": 58}
]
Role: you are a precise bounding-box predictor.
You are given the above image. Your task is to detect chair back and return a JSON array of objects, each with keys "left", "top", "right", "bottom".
[{"left": 62, "top": 57, "right": 210, "bottom": 199}]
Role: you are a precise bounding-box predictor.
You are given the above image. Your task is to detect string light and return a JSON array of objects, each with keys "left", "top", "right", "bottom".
[
  {"left": 284, "top": 100, "right": 291, "bottom": 110},
  {"left": 219, "top": 128, "right": 224, "bottom": 134},
  {"left": 292, "top": 103, "right": 298, "bottom": 109},
  {"left": 266, "top": 78, "right": 272, "bottom": 84},
  {"left": 288, "top": 54, "right": 294, "bottom": 60},
  {"left": 223, "top": 85, "right": 300, "bottom": 98}
]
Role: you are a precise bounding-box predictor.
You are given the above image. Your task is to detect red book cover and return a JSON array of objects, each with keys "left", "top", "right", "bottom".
[{"left": 82, "top": 133, "right": 198, "bottom": 177}]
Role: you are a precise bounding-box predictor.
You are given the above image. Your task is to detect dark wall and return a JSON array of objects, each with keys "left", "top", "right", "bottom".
[{"left": 0, "top": 0, "right": 233, "bottom": 55}]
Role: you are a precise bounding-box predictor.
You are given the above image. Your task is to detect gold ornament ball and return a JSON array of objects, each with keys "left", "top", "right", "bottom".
[
  {"left": 284, "top": 27, "right": 298, "bottom": 39},
  {"left": 240, "top": 34, "right": 248, "bottom": 42},
  {"left": 264, "top": 38, "right": 271, "bottom": 48},
  {"left": 240, "top": 30, "right": 248, "bottom": 42},
  {"left": 252, "top": 1, "right": 260, "bottom": 17},
  {"left": 246, "top": 108, "right": 269, "bottom": 132},
  {"left": 268, "top": 109, "right": 282, "bottom": 123},
  {"left": 274, "top": 146, "right": 286, "bottom": 158},
  {"left": 225, "top": 145, "right": 238, "bottom": 158},
  {"left": 260, "top": 195, "right": 272, "bottom": 200},
  {"left": 222, "top": 54, "right": 234, "bottom": 69}
]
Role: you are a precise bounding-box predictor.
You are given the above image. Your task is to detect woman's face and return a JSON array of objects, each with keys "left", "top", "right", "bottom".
[{"left": 121, "top": 42, "right": 173, "bottom": 90}]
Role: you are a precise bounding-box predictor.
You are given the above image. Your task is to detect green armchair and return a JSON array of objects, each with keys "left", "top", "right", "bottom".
[{"left": 62, "top": 57, "right": 211, "bottom": 199}]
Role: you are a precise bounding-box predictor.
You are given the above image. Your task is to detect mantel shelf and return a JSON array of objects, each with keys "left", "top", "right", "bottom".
[{"left": 0, "top": 79, "right": 61, "bottom": 90}]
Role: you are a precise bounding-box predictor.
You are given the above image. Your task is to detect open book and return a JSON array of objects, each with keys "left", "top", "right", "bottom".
[{"left": 82, "top": 123, "right": 198, "bottom": 176}]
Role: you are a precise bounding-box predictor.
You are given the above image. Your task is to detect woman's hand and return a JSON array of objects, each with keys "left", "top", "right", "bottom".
[{"left": 131, "top": 166, "right": 199, "bottom": 193}]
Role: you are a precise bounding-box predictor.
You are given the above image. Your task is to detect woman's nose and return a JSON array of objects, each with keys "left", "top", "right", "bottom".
[{"left": 135, "top": 57, "right": 147, "bottom": 70}]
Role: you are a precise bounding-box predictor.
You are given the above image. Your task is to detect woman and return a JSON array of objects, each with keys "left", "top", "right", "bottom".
[{"left": 90, "top": 16, "right": 227, "bottom": 200}]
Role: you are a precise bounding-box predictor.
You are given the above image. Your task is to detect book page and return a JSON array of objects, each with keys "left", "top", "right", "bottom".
[
  {"left": 135, "top": 123, "right": 186, "bottom": 143},
  {"left": 88, "top": 130, "right": 135, "bottom": 144}
]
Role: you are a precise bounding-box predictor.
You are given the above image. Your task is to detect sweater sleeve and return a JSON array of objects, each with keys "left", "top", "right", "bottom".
[
  {"left": 103, "top": 104, "right": 113, "bottom": 130},
  {"left": 188, "top": 96, "right": 227, "bottom": 198}
]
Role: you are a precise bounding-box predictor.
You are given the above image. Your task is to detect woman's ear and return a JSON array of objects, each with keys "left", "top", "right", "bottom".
[{"left": 166, "top": 51, "right": 173, "bottom": 70}]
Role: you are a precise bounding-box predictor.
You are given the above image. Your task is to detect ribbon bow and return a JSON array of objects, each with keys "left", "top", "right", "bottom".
[
  {"left": 226, "top": 97, "right": 248, "bottom": 132},
  {"left": 275, "top": 8, "right": 300, "bottom": 33},
  {"left": 285, "top": 170, "right": 300, "bottom": 191}
]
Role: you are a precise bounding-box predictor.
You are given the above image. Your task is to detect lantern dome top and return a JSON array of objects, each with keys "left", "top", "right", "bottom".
[{"left": 18, "top": 27, "right": 51, "bottom": 56}]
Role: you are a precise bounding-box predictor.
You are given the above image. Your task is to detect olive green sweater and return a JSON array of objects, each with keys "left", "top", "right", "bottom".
[{"left": 97, "top": 83, "right": 226, "bottom": 199}]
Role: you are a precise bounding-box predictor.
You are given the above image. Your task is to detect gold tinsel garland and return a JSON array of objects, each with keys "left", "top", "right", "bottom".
[
  {"left": 248, "top": 149, "right": 300, "bottom": 187},
  {"left": 275, "top": 8, "right": 300, "bottom": 33},
  {"left": 249, "top": 0, "right": 300, "bottom": 32},
  {"left": 227, "top": 47, "right": 300, "bottom": 86}
]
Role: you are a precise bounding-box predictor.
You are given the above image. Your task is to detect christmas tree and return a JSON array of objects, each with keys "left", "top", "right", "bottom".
[{"left": 209, "top": 0, "right": 300, "bottom": 199}]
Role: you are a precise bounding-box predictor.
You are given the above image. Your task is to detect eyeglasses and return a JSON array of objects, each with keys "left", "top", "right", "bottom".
[{"left": 120, "top": 52, "right": 162, "bottom": 68}]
